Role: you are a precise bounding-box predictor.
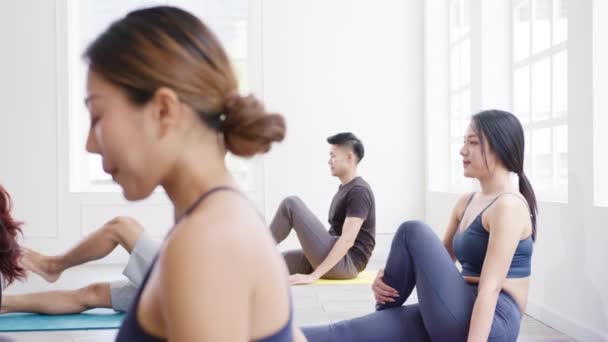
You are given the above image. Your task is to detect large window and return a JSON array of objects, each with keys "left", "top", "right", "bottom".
[
  {"left": 428, "top": 0, "right": 568, "bottom": 197},
  {"left": 512, "top": 0, "right": 568, "bottom": 202},
  {"left": 448, "top": 0, "right": 473, "bottom": 192},
  {"left": 67, "top": 0, "right": 256, "bottom": 192}
]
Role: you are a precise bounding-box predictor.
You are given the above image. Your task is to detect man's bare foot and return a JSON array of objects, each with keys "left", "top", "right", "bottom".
[{"left": 19, "top": 248, "right": 62, "bottom": 283}]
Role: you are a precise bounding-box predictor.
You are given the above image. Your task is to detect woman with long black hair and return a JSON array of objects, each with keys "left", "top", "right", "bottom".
[{"left": 303, "top": 110, "right": 537, "bottom": 342}]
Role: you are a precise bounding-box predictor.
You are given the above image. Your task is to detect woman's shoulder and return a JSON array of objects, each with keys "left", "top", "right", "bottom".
[
  {"left": 488, "top": 192, "right": 530, "bottom": 215},
  {"left": 451, "top": 192, "right": 476, "bottom": 218},
  {"left": 482, "top": 192, "right": 531, "bottom": 232},
  {"left": 167, "top": 196, "right": 263, "bottom": 257}
]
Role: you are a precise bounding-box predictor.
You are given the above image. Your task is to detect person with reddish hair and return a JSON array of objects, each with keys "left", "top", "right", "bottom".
[
  {"left": 1, "top": 216, "right": 157, "bottom": 314},
  {"left": 0, "top": 184, "right": 27, "bottom": 307}
]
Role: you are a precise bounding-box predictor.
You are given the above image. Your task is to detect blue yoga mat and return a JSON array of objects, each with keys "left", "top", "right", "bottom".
[{"left": 0, "top": 308, "right": 124, "bottom": 332}]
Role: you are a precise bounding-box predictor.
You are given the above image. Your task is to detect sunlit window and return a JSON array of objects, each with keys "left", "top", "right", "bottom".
[
  {"left": 67, "top": 0, "right": 254, "bottom": 192},
  {"left": 512, "top": 0, "right": 568, "bottom": 202},
  {"left": 448, "top": 0, "right": 473, "bottom": 192}
]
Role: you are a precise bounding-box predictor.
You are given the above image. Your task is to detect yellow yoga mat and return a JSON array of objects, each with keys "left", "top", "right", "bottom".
[{"left": 314, "top": 270, "right": 377, "bottom": 285}]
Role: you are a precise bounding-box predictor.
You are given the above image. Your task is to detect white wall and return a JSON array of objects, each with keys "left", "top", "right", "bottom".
[
  {"left": 262, "top": 0, "right": 425, "bottom": 242},
  {"left": 0, "top": 0, "right": 59, "bottom": 239},
  {"left": 425, "top": 1, "right": 608, "bottom": 341}
]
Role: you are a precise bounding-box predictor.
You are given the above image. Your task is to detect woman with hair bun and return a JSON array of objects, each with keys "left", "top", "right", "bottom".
[{"left": 83, "top": 6, "right": 304, "bottom": 341}]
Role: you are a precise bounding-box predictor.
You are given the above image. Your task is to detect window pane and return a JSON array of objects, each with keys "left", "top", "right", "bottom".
[
  {"left": 553, "top": 51, "right": 567, "bottom": 117},
  {"left": 214, "top": 20, "right": 248, "bottom": 60},
  {"left": 451, "top": 142, "right": 465, "bottom": 186},
  {"left": 451, "top": 98, "right": 462, "bottom": 137},
  {"left": 451, "top": 88, "right": 470, "bottom": 138},
  {"left": 463, "top": 0, "right": 470, "bottom": 33},
  {"left": 451, "top": 113, "right": 470, "bottom": 139},
  {"left": 462, "top": 87, "right": 470, "bottom": 118},
  {"left": 532, "top": 128, "right": 552, "bottom": 191},
  {"left": 88, "top": 155, "right": 111, "bottom": 182},
  {"left": 450, "top": 93, "right": 462, "bottom": 121},
  {"left": 514, "top": 66, "right": 531, "bottom": 124},
  {"left": 450, "top": 40, "right": 470, "bottom": 90},
  {"left": 554, "top": 125, "right": 568, "bottom": 190},
  {"left": 225, "top": 153, "right": 253, "bottom": 191},
  {"left": 524, "top": 131, "right": 532, "bottom": 175},
  {"left": 514, "top": 1, "right": 531, "bottom": 61},
  {"left": 462, "top": 39, "right": 471, "bottom": 86},
  {"left": 533, "top": 0, "right": 552, "bottom": 54},
  {"left": 232, "top": 59, "right": 248, "bottom": 93},
  {"left": 553, "top": 0, "right": 567, "bottom": 44},
  {"left": 532, "top": 57, "right": 551, "bottom": 121},
  {"left": 450, "top": 44, "right": 461, "bottom": 90},
  {"left": 450, "top": 0, "right": 461, "bottom": 41},
  {"left": 450, "top": 0, "right": 470, "bottom": 42}
]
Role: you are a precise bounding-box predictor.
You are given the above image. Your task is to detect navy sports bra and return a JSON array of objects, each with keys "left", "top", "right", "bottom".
[
  {"left": 115, "top": 186, "right": 294, "bottom": 342},
  {"left": 452, "top": 193, "right": 533, "bottom": 278}
]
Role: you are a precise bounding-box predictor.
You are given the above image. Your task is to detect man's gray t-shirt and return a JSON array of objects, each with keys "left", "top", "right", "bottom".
[{"left": 327, "top": 176, "right": 376, "bottom": 271}]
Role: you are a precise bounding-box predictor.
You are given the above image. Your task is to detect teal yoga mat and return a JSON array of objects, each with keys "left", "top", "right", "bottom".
[{"left": 0, "top": 308, "right": 124, "bottom": 332}]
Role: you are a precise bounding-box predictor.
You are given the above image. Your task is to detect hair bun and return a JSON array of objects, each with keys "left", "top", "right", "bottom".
[{"left": 221, "top": 94, "right": 286, "bottom": 157}]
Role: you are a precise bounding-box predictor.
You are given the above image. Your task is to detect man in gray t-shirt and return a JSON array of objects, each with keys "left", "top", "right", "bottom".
[{"left": 270, "top": 132, "right": 376, "bottom": 285}]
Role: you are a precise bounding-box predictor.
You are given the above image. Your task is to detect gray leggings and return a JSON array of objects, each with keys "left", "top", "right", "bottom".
[
  {"left": 270, "top": 196, "right": 358, "bottom": 279},
  {"left": 302, "top": 220, "right": 523, "bottom": 342}
]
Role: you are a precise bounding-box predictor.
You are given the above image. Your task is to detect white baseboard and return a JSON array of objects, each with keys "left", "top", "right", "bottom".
[{"left": 526, "top": 300, "right": 608, "bottom": 342}]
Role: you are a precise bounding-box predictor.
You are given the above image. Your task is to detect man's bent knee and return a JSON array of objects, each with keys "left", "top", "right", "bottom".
[{"left": 281, "top": 196, "right": 304, "bottom": 209}]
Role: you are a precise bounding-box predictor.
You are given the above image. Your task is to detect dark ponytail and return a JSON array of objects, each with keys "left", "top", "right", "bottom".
[
  {"left": 0, "top": 184, "right": 26, "bottom": 287},
  {"left": 518, "top": 173, "right": 538, "bottom": 240}
]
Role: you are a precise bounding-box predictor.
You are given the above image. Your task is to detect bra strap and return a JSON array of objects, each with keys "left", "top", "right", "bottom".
[
  {"left": 175, "top": 186, "right": 239, "bottom": 224},
  {"left": 459, "top": 192, "right": 477, "bottom": 221},
  {"left": 479, "top": 192, "right": 530, "bottom": 216}
]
